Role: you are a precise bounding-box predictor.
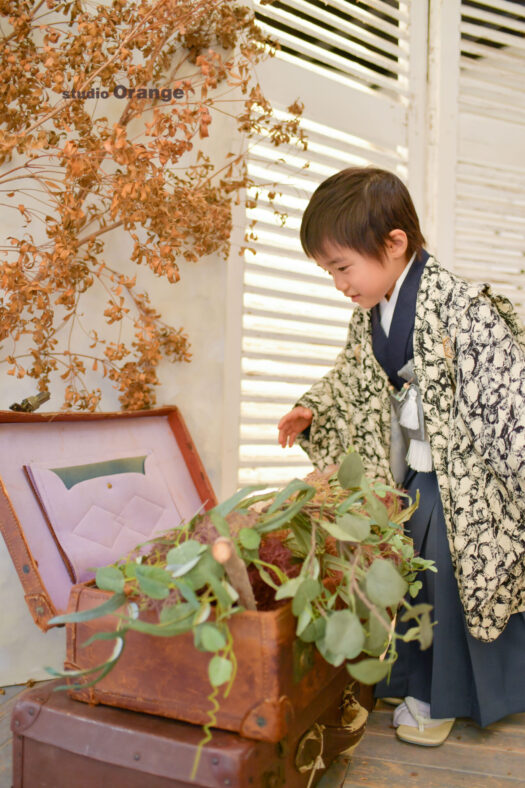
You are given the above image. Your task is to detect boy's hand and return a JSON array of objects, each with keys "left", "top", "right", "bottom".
[{"left": 278, "top": 406, "right": 313, "bottom": 448}]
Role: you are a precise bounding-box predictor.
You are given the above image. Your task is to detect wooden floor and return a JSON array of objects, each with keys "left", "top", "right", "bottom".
[
  {"left": 2, "top": 688, "right": 525, "bottom": 787},
  {"left": 0, "top": 684, "right": 26, "bottom": 788},
  {"left": 343, "top": 701, "right": 525, "bottom": 787}
]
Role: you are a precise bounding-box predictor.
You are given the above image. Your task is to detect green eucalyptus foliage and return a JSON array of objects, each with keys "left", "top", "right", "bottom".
[{"left": 49, "top": 448, "right": 436, "bottom": 702}]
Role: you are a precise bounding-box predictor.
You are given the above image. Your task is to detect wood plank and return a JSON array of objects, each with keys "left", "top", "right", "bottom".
[
  {"left": 367, "top": 707, "right": 525, "bottom": 752},
  {"left": 344, "top": 701, "right": 525, "bottom": 787},
  {"left": 0, "top": 685, "right": 27, "bottom": 746},
  {"left": 344, "top": 755, "right": 523, "bottom": 787},
  {"left": 355, "top": 728, "right": 525, "bottom": 780},
  {"left": 0, "top": 738, "right": 13, "bottom": 788}
]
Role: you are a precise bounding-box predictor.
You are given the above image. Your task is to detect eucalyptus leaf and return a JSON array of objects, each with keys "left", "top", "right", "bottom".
[
  {"left": 222, "top": 580, "right": 239, "bottom": 602},
  {"left": 207, "top": 573, "right": 233, "bottom": 609},
  {"left": 335, "top": 513, "right": 371, "bottom": 542},
  {"left": 257, "top": 566, "right": 279, "bottom": 591},
  {"left": 159, "top": 602, "right": 195, "bottom": 625},
  {"left": 95, "top": 566, "right": 125, "bottom": 593},
  {"left": 354, "top": 585, "right": 372, "bottom": 620},
  {"left": 365, "top": 493, "right": 389, "bottom": 528},
  {"left": 239, "top": 527, "right": 261, "bottom": 550},
  {"left": 316, "top": 637, "right": 346, "bottom": 667},
  {"left": 166, "top": 540, "right": 204, "bottom": 566},
  {"left": 213, "top": 485, "right": 263, "bottom": 517},
  {"left": 184, "top": 551, "right": 224, "bottom": 591},
  {"left": 193, "top": 602, "right": 211, "bottom": 626},
  {"left": 234, "top": 490, "right": 278, "bottom": 510},
  {"left": 347, "top": 658, "right": 391, "bottom": 684},
  {"left": 168, "top": 557, "right": 202, "bottom": 578},
  {"left": 418, "top": 611, "right": 434, "bottom": 650},
  {"left": 299, "top": 616, "right": 326, "bottom": 644},
  {"left": 309, "top": 557, "right": 320, "bottom": 581},
  {"left": 296, "top": 603, "right": 313, "bottom": 636},
  {"left": 197, "top": 622, "right": 227, "bottom": 652},
  {"left": 324, "top": 610, "right": 365, "bottom": 660},
  {"left": 275, "top": 576, "right": 303, "bottom": 600},
  {"left": 364, "top": 608, "right": 391, "bottom": 656},
  {"left": 335, "top": 490, "right": 364, "bottom": 516},
  {"left": 208, "top": 655, "right": 233, "bottom": 687},
  {"left": 126, "top": 617, "right": 192, "bottom": 637},
  {"left": 81, "top": 629, "right": 130, "bottom": 649},
  {"left": 46, "top": 633, "right": 125, "bottom": 691},
  {"left": 318, "top": 518, "right": 366, "bottom": 543},
  {"left": 209, "top": 509, "right": 230, "bottom": 537},
  {"left": 291, "top": 578, "right": 322, "bottom": 616},
  {"left": 266, "top": 479, "right": 315, "bottom": 515},
  {"left": 173, "top": 580, "right": 200, "bottom": 610},
  {"left": 337, "top": 453, "right": 364, "bottom": 489},
  {"left": 400, "top": 603, "right": 433, "bottom": 622},
  {"left": 289, "top": 521, "right": 313, "bottom": 554},
  {"left": 48, "top": 592, "right": 127, "bottom": 626},
  {"left": 365, "top": 559, "right": 408, "bottom": 608},
  {"left": 257, "top": 491, "right": 316, "bottom": 533},
  {"left": 135, "top": 565, "right": 172, "bottom": 600}
]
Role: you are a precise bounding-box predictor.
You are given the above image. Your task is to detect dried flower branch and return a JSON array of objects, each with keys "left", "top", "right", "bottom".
[{"left": 0, "top": 0, "right": 305, "bottom": 409}]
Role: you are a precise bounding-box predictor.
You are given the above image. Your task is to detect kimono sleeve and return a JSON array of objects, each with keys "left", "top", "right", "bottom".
[
  {"left": 294, "top": 346, "right": 350, "bottom": 469},
  {"left": 455, "top": 294, "right": 525, "bottom": 497}
]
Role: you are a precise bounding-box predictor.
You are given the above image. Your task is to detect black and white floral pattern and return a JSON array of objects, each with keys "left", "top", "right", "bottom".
[{"left": 296, "top": 257, "right": 525, "bottom": 642}]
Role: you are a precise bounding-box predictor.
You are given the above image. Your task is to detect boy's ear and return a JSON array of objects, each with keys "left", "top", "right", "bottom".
[{"left": 385, "top": 229, "right": 408, "bottom": 258}]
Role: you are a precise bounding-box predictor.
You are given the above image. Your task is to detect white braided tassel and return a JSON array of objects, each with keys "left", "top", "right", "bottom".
[
  {"left": 399, "top": 388, "right": 419, "bottom": 430},
  {"left": 406, "top": 438, "right": 433, "bottom": 472}
]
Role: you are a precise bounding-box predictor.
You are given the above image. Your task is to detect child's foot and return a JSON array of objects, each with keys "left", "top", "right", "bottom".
[
  {"left": 381, "top": 696, "right": 403, "bottom": 706},
  {"left": 393, "top": 696, "right": 455, "bottom": 746}
]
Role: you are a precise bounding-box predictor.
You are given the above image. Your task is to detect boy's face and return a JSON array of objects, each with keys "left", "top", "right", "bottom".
[{"left": 314, "top": 236, "right": 409, "bottom": 309}]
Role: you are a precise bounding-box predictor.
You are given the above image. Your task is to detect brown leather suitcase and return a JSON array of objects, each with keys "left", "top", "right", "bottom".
[
  {"left": 0, "top": 408, "right": 216, "bottom": 630},
  {"left": 11, "top": 679, "right": 366, "bottom": 787},
  {"left": 0, "top": 408, "right": 365, "bottom": 751},
  {"left": 66, "top": 584, "right": 344, "bottom": 742}
]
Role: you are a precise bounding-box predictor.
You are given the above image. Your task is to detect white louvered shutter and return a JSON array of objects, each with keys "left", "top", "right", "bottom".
[
  {"left": 456, "top": 0, "right": 525, "bottom": 321},
  {"left": 231, "top": 1, "right": 428, "bottom": 489}
]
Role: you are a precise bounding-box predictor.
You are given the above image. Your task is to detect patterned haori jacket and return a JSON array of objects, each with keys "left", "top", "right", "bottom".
[{"left": 296, "top": 257, "right": 525, "bottom": 642}]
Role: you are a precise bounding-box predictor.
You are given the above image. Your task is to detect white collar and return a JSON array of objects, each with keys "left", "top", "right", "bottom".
[{"left": 378, "top": 252, "right": 416, "bottom": 337}]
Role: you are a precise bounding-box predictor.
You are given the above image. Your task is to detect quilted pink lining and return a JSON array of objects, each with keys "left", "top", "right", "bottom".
[{"left": 26, "top": 452, "right": 183, "bottom": 583}]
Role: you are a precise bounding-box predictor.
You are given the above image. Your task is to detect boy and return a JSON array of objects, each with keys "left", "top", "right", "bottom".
[{"left": 278, "top": 167, "right": 525, "bottom": 745}]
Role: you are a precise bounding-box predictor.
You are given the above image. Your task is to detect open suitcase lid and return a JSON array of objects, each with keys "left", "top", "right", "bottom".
[{"left": 0, "top": 407, "right": 216, "bottom": 631}]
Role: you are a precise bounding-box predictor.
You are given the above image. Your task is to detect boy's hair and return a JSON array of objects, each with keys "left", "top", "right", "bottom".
[{"left": 300, "top": 167, "right": 425, "bottom": 261}]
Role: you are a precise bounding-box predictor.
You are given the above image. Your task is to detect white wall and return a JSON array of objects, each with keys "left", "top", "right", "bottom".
[{"left": 0, "top": 52, "right": 242, "bottom": 683}]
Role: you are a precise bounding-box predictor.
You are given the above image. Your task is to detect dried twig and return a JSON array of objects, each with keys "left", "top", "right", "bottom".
[{"left": 211, "top": 537, "right": 257, "bottom": 611}]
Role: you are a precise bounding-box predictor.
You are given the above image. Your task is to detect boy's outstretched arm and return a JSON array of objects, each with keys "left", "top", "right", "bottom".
[
  {"left": 277, "top": 342, "right": 354, "bottom": 470},
  {"left": 278, "top": 406, "right": 313, "bottom": 448}
]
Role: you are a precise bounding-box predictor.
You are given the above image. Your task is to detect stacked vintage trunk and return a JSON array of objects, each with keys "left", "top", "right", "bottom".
[{"left": 0, "top": 408, "right": 368, "bottom": 787}]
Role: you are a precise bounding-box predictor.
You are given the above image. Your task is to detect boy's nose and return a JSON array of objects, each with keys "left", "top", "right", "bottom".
[{"left": 333, "top": 272, "right": 347, "bottom": 293}]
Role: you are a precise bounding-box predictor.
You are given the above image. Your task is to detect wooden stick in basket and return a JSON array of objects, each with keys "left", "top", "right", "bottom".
[{"left": 211, "top": 537, "right": 257, "bottom": 611}]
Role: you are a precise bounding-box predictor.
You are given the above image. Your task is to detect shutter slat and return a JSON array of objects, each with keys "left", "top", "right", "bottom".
[
  {"left": 274, "top": 0, "right": 405, "bottom": 58},
  {"left": 243, "top": 327, "right": 345, "bottom": 348},
  {"left": 255, "top": 3, "right": 407, "bottom": 75},
  {"left": 460, "top": 20, "right": 525, "bottom": 51},
  {"left": 256, "top": 21, "right": 410, "bottom": 95},
  {"left": 325, "top": 0, "right": 408, "bottom": 39},
  {"left": 461, "top": 0, "right": 525, "bottom": 18},
  {"left": 245, "top": 305, "right": 350, "bottom": 329},
  {"left": 461, "top": 3, "right": 525, "bottom": 34},
  {"left": 233, "top": 2, "right": 413, "bottom": 488}
]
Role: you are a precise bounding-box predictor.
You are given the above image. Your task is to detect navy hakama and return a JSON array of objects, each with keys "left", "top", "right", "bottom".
[{"left": 371, "top": 252, "right": 525, "bottom": 727}]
